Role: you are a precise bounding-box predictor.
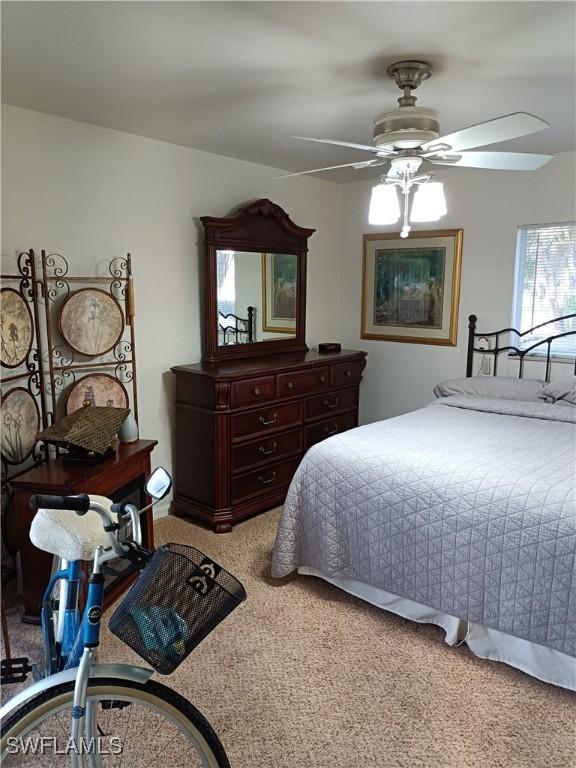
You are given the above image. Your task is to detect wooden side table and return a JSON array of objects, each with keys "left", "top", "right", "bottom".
[{"left": 9, "top": 439, "right": 158, "bottom": 624}]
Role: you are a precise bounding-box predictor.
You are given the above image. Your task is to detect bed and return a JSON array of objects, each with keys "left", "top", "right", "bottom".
[{"left": 271, "top": 315, "right": 576, "bottom": 690}]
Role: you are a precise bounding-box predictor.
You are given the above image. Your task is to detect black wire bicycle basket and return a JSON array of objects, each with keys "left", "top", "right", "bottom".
[{"left": 109, "top": 543, "right": 246, "bottom": 674}]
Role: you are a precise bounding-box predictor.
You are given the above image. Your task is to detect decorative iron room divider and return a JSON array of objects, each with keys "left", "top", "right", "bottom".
[{"left": 1, "top": 248, "right": 139, "bottom": 579}]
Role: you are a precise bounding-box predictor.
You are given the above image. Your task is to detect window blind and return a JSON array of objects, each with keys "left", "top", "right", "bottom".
[{"left": 513, "top": 222, "right": 576, "bottom": 356}]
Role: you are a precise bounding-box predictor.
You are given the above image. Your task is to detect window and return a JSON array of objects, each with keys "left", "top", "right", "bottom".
[
  {"left": 513, "top": 222, "right": 576, "bottom": 356},
  {"left": 216, "top": 250, "right": 236, "bottom": 317}
]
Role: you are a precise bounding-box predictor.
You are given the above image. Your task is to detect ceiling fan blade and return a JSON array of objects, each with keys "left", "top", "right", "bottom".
[
  {"left": 428, "top": 151, "right": 553, "bottom": 171},
  {"left": 292, "top": 136, "right": 395, "bottom": 157},
  {"left": 273, "top": 158, "right": 387, "bottom": 179},
  {"left": 421, "top": 112, "right": 550, "bottom": 153}
]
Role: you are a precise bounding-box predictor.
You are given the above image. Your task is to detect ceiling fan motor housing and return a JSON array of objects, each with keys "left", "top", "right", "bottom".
[{"left": 373, "top": 107, "right": 440, "bottom": 150}]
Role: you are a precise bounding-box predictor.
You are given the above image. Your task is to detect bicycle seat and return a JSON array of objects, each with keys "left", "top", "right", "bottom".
[{"left": 30, "top": 495, "right": 115, "bottom": 561}]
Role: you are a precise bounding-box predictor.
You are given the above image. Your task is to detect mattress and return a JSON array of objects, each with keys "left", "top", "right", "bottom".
[{"left": 271, "top": 396, "right": 576, "bottom": 685}]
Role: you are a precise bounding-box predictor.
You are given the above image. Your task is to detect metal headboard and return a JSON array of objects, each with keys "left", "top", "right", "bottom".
[
  {"left": 466, "top": 313, "right": 576, "bottom": 382},
  {"left": 218, "top": 306, "right": 255, "bottom": 346}
]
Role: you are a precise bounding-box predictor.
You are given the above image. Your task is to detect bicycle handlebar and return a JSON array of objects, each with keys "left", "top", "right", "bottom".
[
  {"left": 29, "top": 493, "right": 130, "bottom": 557},
  {"left": 29, "top": 493, "right": 91, "bottom": 514},
  {"left": 28, "top": 468, "right": 170, "bottom": 569}
]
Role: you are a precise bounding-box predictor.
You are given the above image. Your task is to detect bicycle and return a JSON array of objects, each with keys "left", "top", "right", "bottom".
[{"left": 0, "top": 467, "right": 246, "bottom": 767}]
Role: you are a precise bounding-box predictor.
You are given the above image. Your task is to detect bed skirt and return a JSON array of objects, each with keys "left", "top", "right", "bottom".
[{"left": 298, "top": 567, "right": 576, "bottom": 692}]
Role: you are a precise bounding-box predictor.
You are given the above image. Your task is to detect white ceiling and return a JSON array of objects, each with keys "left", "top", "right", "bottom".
[{"left": 2, "top": 1, "right": 575, "bottom": 182}]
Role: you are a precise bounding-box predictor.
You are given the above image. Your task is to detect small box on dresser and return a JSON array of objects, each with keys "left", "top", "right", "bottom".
[{"left": 171, "top": 349, "right": 367, "bottom": 532}]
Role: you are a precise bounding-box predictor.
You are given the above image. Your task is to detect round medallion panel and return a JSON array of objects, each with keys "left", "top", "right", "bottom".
[
  {"left": 65, "top": 373, "right": 129, "bottom": 415},
  {"left": 1, "top": 288, "right": 34, "bottom": 368},
  {"left": 59, "top": 288, "right": 124, "bottom": 357},
  {"left": 1, "top": 388, "right": 40, "bottom": 465}
]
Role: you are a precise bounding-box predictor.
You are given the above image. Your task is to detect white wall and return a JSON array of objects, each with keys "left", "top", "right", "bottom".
[
  {"left": 1, "top": 105, "right": 342, "bottom": 493},
  {"left": 339, "top": 152, "right": 576, "bottom": 424}
]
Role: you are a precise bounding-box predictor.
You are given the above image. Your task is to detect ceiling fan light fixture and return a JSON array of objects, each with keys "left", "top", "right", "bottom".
[
  {"left": 388, "top": 155, "right": 424, "bottom": 177},
  {"left": 410, "top": 182, "right": 447, "bottom": 222},
  {"left": 368, "top": 183, "right": 400, "bottom": 225}
]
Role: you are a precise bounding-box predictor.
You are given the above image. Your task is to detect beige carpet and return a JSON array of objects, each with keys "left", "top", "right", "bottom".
[{"left": 3, "top": 508, "right": 575, "bottom": 768}]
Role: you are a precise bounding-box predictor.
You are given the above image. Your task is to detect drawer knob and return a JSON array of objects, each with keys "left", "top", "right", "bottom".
[
  {"left": 319, "top": 375, "right": 326, "bottom": 383},
  {"left": 287, "top": 381, "right": 294, "bottom": 390},
  {"left": 345, "top": 370, "right": 352, "bottom": 377},
  {"left": 258, "top": 442, "right": 277, "bottom": 455},
  {"left": 258, "top": 471, "right": 277, "bottom": 486},
  {"left": 324, "top": 424, "right": 338, "bottom": 435},
  {"left": 253, "top": 387, "right": 261, "bottom": 396},
  {"left": 324, "top": 398, "right": 340, "bottom": 409},
  {"left": 259, "top": 413, "right": 278, "bottom": 426}
]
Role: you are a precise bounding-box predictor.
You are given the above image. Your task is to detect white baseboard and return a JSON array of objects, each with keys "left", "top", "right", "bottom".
[{"left": 152, "top": 501, "right": 171, "bottom": 520}]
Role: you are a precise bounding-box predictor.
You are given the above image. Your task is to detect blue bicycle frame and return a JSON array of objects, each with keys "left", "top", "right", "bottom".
[
  {"left": 40, "top": 496, "right": 145, "bottom": 681},
  {"left": 40, "top": 541, "right": 128, "bottom": 768},
  {"left": 42, "top": 559, "right": 84, "bottom": 676}
]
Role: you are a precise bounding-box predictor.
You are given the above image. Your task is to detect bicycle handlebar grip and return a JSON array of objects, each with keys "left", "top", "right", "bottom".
[
  {"left": 110, "top": 502, "right": 128, "bottom": 516},
  {"left": 29, "top": 493, "right": 91, "bottom": 514}
]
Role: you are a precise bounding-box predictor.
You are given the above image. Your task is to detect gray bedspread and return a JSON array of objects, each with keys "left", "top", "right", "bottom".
[{"left": 272, "top": 397, "right": 576, "bottom": 657}]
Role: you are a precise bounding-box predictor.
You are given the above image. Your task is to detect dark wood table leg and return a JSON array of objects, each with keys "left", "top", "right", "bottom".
[{"left": 1, "top": 602, "right": 11, "bottom": 658}]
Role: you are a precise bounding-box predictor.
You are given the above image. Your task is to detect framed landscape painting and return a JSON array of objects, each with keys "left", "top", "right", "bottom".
[
  {"left": 262, "top": 253, "right": 297, "bottom": 333},
  {"left": 361, "top": 229, "right": 463, "bottom": 345}
]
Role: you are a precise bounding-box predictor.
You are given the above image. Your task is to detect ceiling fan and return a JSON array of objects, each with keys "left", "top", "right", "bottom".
[
  {"left": 281, "top": 60, "right": 553, "bottom": 179},
  {"left": 280, "top": 60, "right": 552, "bottom": 236}
]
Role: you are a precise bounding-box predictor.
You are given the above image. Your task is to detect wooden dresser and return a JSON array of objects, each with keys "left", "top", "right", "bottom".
[{"left": 171, "top": 349, "right": 366, "bottom": 532}]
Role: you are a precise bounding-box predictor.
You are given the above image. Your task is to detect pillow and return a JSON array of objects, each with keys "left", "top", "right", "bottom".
[
  {"left": 539, "top": 377, "right": 576, "bottom": 405},
  {"left": 433, "top": 376, "right": 545, "bottom": 401}
]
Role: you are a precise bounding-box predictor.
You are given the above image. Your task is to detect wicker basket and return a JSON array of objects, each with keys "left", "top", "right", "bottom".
[{"left": 109, "top": 543, "right": 246, "bottom": 674}]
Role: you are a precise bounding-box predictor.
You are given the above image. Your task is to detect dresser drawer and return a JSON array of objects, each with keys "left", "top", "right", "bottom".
[
  {"left": 305, "top": 387, "right": 358, "bottom": 421},
  {"left": 231, "top": 376, "right": 275, "bottom": 408},
  {"left": 305, "top": 413, "right": 357, "bottom": 448},
  {"left": 277, "top": 367, "right": 329, "bottom": 398},
  {"left": 332, "top": 360, "right": 364, "bottom": 387},
  {"left": 232, "top": 428, "right": 303, "bottom": 472},
  {"left": 232, "top": 458, "right": 301, "bottom": 502},
  {"left": 231, "top": 401, "right": 302, "bottom": 440}
]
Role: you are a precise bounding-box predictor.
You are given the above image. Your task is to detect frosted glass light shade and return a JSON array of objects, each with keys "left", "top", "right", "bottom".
[
  {"left": 410, "top": 182, "right": 447, "bottom": 222},
  {"left": 368, "top": 184, "right": 400, "bottom": 225}
]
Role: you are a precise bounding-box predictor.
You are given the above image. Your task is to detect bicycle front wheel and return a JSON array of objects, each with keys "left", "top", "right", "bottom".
[{"left": 1, "top": 677, "right": 229, "bottom": 767}]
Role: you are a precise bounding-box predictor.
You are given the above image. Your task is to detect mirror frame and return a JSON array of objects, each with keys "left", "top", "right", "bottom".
[
  {"left": 201, "top": 199, "right": 315, "bottom": 362},
  {"left": 145, "top": 467, "right": 173, "bottom": 501}
]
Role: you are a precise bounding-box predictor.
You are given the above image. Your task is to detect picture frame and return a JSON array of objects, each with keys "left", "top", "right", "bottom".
[
  {"left": 361, "top": 229, "right": 463, "bottom": 346},
  {"left": 261, "top": 252, "right": 298, "bottom": 334}
]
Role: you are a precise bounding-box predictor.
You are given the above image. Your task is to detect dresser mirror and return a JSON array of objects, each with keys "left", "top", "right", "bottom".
[
  {"left": 202, "top": 200, "right": 315, "bottom": 362},
  {"left": 215, "top": 250, "right": 298, "bottom": 345}
]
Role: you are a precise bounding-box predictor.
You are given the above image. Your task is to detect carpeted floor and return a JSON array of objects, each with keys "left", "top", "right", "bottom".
[{"left": 3, "top": 508, "right": 575, "bottom": 768}]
